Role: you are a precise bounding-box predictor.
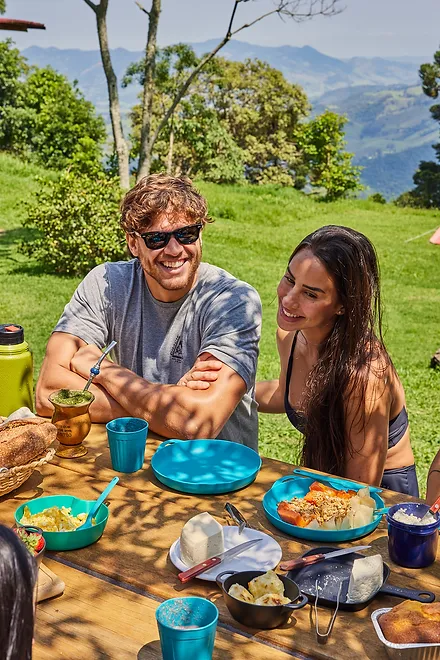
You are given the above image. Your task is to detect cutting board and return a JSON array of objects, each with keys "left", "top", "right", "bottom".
[{"left": 37, "top": 562, "right": 65, "bottom": 602}]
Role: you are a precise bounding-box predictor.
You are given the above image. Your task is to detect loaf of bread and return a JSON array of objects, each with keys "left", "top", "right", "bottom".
[
  {"left": 0, "top": 418, "right": 57, "bottom": 469},
  {"left": 380, "top": 600, "right": 440, "bottom": 644}
]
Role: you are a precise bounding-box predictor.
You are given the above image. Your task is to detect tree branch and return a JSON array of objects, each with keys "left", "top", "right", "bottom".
[
  {"left": 82, "top": 0, "right": 99, "bottom": 13},
  {"left": 135, "top": 0, "right": 150, "bottom": 16}
]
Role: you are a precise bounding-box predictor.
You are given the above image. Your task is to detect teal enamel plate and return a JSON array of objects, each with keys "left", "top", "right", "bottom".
[
  {"left": 151, "top": 439, "right": 262, "bottom": 494},
  {"left": 263, "top": 475, "right": 385, "bottom": 542}
]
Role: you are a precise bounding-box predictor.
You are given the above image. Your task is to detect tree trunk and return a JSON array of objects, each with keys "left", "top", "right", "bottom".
[
  {"left": 166, "top": 115, "right": 174, "bottom": 175},
  {"left": 136, "top": 0, "right": 161, "bottom": 181},
  {"left": 89, "top": 0, "right": 130, "bottom": 189}
]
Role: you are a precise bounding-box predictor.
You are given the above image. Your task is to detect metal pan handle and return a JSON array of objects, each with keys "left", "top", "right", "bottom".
[
  {"left": 216, "top": 570, "right": 237, "bottom": 589},
  {"left": 285, "top": 594, "right": 309, "bottom": 610},
  {"left": 379, "top": 583, "right": 435, "bottom": 602}
]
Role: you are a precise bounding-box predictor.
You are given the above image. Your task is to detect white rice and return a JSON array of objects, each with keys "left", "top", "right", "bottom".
[{"left": 392, "top": 508, "right": 437, "bottom": 526}]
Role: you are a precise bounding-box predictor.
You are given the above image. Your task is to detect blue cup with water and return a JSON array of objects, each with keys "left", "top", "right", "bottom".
[
  {"left": 106, "top": 417, "right": 148, "bottom": 473},
  {"left": 155, "top": 597, "right": 218, "bottom": 660}
]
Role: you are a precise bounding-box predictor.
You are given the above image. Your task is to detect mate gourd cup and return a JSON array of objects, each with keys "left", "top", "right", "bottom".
[{"left": 49, "top": 389, "right": 95, "bottom": 458}]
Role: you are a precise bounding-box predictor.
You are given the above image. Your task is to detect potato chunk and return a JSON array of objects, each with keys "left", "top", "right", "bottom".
[
  {"left": 248, "top": 570, "right": 285, "bottom": 599},
  {"left": 254, "top": 593, "right": 291, "bottom": 606},
  {"left": 228, "top": 583, "right": 254, "bottom": 603}
]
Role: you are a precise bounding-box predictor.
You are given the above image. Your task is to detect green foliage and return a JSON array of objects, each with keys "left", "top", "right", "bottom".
[
  {"left": 19, "top": 171, "right": 126, "bottom": 276},
  {"left": 127, "top": 44, "right": 244, "bottom": 183},
  {"left": 296, "top": 111, "right": 362, "bottom": 200},
  {"left": 368, "top": 192, "right": 387, "bottom": 204},
  {"left": 0, "top": 1, "right": 5, "bottom": 15},
  {"left": 0, "top": 40, "right": 106, "bottom": 172},
  {"left": 0, "top": 39, "right": 28, "bottom": 105},
  {"left": 396, "top": 161, "right": 440, "bottom": 208},
  {"left": 213, "top": 58, "right": 309, "bottom": 185}
]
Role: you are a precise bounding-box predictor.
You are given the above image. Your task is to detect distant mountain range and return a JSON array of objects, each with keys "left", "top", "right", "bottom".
[{"left": 21, "top": 41, "right": 437, "bottom": 198}]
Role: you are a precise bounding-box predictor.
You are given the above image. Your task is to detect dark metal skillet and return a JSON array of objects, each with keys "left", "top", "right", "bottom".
[{"left": 286, "top": 546, "right": 435, "bottom": 612}]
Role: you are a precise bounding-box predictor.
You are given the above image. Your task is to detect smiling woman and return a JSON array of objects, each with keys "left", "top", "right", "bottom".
[{"left": 256, "top": 225, "right": 418, "bottom": 496}]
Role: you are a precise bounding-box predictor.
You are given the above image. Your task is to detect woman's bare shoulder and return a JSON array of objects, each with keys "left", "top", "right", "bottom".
[{"left": 276, "top": 328, "right": 295, "bottom": 352}]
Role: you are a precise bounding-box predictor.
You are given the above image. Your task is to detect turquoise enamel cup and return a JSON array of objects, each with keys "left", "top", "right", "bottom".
[
  {"left": 155, "top": 597, "right": 218, "bottom": 660},
  {"left": 106, "top": 417, "right": 148, "bottom": 473}
]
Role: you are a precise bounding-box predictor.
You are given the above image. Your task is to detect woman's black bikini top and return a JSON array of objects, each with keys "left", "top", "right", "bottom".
[{"left": 284, "top": 332, "right": 408, "bottom": 448}]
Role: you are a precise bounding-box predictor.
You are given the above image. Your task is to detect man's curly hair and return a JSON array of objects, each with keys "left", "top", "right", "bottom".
[{"left": 120, "top": 174, "right": 213, "bottom": 234}]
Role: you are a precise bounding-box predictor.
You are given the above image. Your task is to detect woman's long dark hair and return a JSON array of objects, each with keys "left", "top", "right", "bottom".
[
  {"left": 291, "top": 225, "right": 393, "bottom": 476},
  {"left": 0, "top": 525, "right": 37, "bottom": 660}
]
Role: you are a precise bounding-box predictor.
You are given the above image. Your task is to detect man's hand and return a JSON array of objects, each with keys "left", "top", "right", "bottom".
[
  {"left": 177, "top": 352, "right": 223, "bottom": 390},
  {"left": 70, "top": 344, "right": 109, "bottom": 380}
]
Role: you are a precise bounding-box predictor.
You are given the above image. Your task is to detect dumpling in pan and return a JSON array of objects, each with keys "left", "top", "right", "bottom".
[
  {"left": 228, "top": 583, "right": 254, "bottom": 603},
  {"left": 254, "top": 593, "right": 291, "bottom": 606},
  {"left": 248, "top": 570, "right": 284, "bottom": 599}
]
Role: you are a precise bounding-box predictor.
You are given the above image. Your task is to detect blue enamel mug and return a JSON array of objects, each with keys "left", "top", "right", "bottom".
[
  {"left": 387, "top": 502, "right": 439, "bottom": 568},
  {"left": 155, "top": 597, "right": 218, "bottom": 660}
]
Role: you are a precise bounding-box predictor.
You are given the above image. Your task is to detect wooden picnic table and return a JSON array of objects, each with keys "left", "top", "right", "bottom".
[{"left": 1, "top": 425, "right": 439, "bottom": 659}]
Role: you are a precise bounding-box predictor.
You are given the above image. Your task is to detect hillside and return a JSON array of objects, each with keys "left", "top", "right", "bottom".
[
  {"left": 22, "top": 40, "right": 424, "bottom": 104},
  {"left": 313, "top": 84, "right": 438, "bottom": 198},
  {"left": 20, "top": 42, "right": 436, "bottom": 197}
]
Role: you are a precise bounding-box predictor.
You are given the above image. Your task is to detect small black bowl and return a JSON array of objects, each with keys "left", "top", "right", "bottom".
[{"left": 217, "top": 569, "right": 308, "bottom": 629}]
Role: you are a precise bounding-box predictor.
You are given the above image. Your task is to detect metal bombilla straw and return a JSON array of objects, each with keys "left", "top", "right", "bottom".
[{"left": 83, "top": 341, "right": 117, "bottom": 392}]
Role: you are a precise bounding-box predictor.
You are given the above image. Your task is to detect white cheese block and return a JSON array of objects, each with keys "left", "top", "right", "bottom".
[
  {"left": 346, "top": 554, "right": 383, "bottom": 603},
  {"left": 180, "top": 512, "right": 224, "bottom": 567}
]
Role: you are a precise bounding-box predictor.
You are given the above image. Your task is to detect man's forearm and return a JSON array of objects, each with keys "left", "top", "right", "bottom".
[
  {"left": 36, "top": 366, "right": 129, "bottom": 422},
  {"left": 95, "top": 362, "right": 228, "bottom": 438}
]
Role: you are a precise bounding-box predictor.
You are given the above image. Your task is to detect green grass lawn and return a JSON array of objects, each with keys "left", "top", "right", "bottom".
[{"left": 1, "top": 153, "right": 439, "bottom": 495}]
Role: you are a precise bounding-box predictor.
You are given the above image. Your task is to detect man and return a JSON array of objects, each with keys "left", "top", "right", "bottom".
[{"left": 36, "top": 175, "right": 262, "bottom": 450}]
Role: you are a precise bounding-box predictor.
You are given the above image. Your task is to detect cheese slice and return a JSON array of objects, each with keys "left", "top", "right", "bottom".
[
  {"left": 180, "top": 512, "right": 224, "bottom": 567},
  {"left": 347, "top": 554, "right": 383, "bottom": 603}
]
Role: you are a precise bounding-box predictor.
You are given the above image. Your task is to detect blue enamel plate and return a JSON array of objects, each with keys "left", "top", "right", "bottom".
[
  {"left": 263, "top": 474, "right": 385, "bottom": 542},
  {"left": 151, "top": 439, "right": 262, "bottom": 495}
]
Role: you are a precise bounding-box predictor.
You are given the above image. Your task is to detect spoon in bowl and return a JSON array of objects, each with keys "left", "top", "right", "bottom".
[
  {"left": 420, "top": 495, "right": 440, "bottom": 524},
  {"left": 77, "top": 477, "right": 119, "bottom": 530}
]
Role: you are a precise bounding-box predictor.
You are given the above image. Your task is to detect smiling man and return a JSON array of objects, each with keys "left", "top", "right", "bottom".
[{"left": 36, "top": 175, "right": 262, "bottom": 449}]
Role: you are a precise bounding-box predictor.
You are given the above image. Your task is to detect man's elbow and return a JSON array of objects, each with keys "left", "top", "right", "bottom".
[{"left": 180, "top": 414, "right": 227, "bottom": 440}]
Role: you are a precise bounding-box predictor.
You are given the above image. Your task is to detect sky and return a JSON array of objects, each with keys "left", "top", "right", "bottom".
[{"left": 4, "top": 0, "right": 440, "bottom": 59}]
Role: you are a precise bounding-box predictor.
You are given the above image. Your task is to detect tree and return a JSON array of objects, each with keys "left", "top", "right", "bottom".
[
  {"left": 0, "top": 1, "right": 5, "bottom": 14},
  {"left": 211, "top": 58, "right": 309, "bottom": 185},
  {"left": 84, "top": 0, "right": 342, "bottom": 185},
  {"left": 399, "top": 48, "right": 440, "bottom": 208},
  {"left": 82, "top": 0, "right": 130, "bottom": 188},
  {"left": 295, "top": 111, "right": 362, "bottom": 199},
  {"left": 0, "top": 41, "right": 106, "bottom": 173}
]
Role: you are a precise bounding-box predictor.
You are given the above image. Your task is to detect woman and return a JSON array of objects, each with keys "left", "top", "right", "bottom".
[
  {"left": 181, "top": 225, "right": 418, "bottom": 496},
  {"left": 426, "top": 449, "right": 440, "bottom": 504},
  {"left": 0, "top": 524, "right": 37, "bottom": 659}
]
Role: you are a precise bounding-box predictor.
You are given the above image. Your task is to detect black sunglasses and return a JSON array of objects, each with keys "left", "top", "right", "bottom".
[{"left": 135, "top": 223, "right": 203, "bottom": 250}]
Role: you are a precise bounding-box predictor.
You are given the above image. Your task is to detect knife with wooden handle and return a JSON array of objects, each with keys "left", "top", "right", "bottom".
[
  {"left": 279, "top": 545, "right": 371, "bottom": 572},
  {"left": 178, "top": 538, "right": 261, "bottom": 583}
]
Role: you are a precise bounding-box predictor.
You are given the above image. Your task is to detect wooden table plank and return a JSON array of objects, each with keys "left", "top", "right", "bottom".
[
  {"left": 2, "top": 426, "right": 439, "bottom": 659},
  {"left": 34, "top": 558, "right": 307, "bottom": 660}
]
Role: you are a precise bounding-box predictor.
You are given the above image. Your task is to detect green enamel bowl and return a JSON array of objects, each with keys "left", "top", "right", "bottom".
[{"left": 14, "top": 494, "right": 109, "bottom": 551}]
